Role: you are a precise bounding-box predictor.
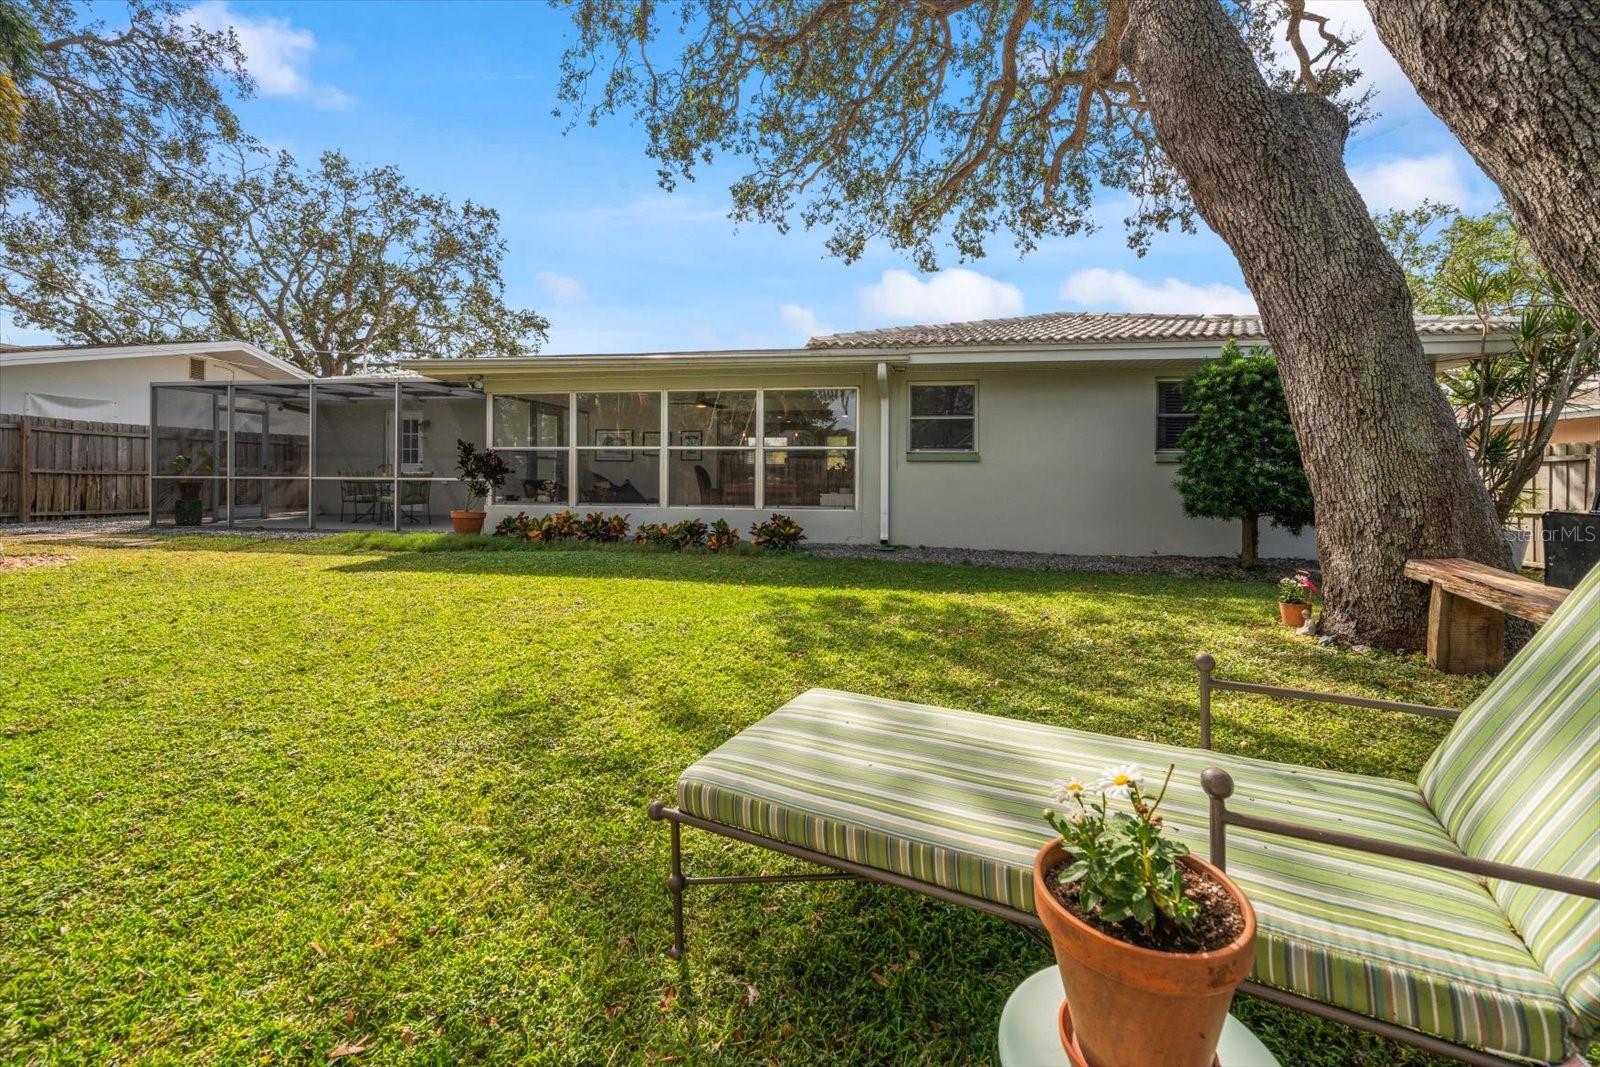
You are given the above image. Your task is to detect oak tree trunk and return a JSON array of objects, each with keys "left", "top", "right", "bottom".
[
  {"left": 1368, "top": 3, "right": 1600, "bottom": 331},
  {"left": 1241, "top": 513, "right": 1259, "bottom": 567},
  {"left": 1121, "top": 0, "right": 1507, "bottom": 649}
]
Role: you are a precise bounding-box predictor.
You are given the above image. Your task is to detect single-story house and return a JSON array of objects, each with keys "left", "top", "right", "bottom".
[
  {"left": 384, "top": 311, "right": 1501, "bottom": 557},
  {"left": 0, "top": 341, "right": 308, "bottom": 423}
]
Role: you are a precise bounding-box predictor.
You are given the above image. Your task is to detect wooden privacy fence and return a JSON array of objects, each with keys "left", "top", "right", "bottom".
[
  {"left": 1508, "top": 442, "right": 1597, "bottom": 569},
  {"left": 0, "top": 415, "right": 149, "bottom": 521}
]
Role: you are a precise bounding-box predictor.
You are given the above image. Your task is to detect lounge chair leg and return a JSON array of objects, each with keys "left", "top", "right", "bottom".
[{"left": 650, "top": 801, "right": 688, "bottom": 960}]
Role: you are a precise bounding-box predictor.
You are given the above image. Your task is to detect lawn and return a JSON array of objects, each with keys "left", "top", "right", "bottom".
[{"left": 0, "top": 534, "right": 1491, "bottom": 1065}]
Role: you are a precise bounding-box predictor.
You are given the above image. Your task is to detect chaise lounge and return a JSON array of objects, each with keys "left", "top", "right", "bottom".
[{"left": 650, "top": 564, "right": 1600, "bottom": 1066}]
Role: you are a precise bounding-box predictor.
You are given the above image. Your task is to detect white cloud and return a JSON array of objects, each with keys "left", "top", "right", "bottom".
[
  {"left": 1060, "top": 268, "right": 1257, "bottom": 315},
  {"left": 536, "top": 271, "right": 586, "bottom": 304},
  {"left": 857, "top": 269, "right": 1024, "bottom": 326},
  {"left": 188, "top": 1, "right": 351, "bottom": 109},
  {"left": 1350, "top": 152, "right": 1472, "bottom": 212},
  {"left": 779, "top": 303, "right": 836, "bottom": 343}
]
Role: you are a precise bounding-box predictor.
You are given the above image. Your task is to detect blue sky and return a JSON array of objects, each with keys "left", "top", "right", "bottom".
[{"left": 9, "top": 1, "right": 1505, "bottom": 353}]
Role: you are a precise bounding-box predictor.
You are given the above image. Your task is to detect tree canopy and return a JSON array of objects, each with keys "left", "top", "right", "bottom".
[
  {"left": 557, "top": 0, "right": 1369, "bottom": 268},
  {"left": 5, "top": 145, "right": 547, "bottom": 375},
  {"left": 1376, "top": 202, "right": 1600, "bottom": 521},
  {"left": 0, "top": 2, "right": 544, "bottom": 372},
  {"left": 1174, "top": 340, "right": 1312, "bottom": 565}
]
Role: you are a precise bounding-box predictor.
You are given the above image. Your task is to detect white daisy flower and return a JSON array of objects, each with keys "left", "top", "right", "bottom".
[
  {"left": 1052, "top": 778, "right": 1090, "bottom": 804},
  {"left": 1097, "top": 764, "right": 1143, "bottom": 800}
]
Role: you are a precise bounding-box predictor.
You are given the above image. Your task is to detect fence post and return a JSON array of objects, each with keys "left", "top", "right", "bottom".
[{"left": 17, "top": 416, "right": 31, "bottom": 523}]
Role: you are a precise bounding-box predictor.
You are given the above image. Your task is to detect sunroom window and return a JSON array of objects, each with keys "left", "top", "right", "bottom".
[
  {"left": 576, "top": 392, "right": 660, "bottom": 505},
  {"left": 763, "top": 388, "right": 857, "bottom": 509},
  {"left": 492, "top": 393, "right": 569, "bottom": 503},
  {"left": 667, "top": 390, "right": 756, "bottom": 507}
]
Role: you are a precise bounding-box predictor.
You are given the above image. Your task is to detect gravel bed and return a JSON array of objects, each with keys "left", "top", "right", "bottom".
[{"left": 805, "top": 542, "right": 1315, "bottom": 580}]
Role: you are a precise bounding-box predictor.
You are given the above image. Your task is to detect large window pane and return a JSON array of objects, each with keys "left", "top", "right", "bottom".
[
  {"left": 764, "top": 450, "right": 855, "bottom": 508},
  {"left": 231, "top": 384, "right": 310, "bottom": 475},
  {"left": 493, "top": 393, "right": 568, "bottom": 448},
  {"left": 313, "top": 381, "right": 394, "bottom": 477},
  {"left": 231, "top": 478, "right": 309, "bottom": 525},
  {"left": 400, "top": 381, "right": 484, "bottom": 475},
  {"left": 152, "top": 477, "right": 223, "bottom": 525},
  {"left": 498, "top": 452, "right": 569, "bottom": 504},
  {"left": 668, "top": 390, "right": 756, "bottom": 447},
  {"left": 763, "top": 389, "right": 857, "bottom": 447},
  {"left": 668, "top": 449, "right": 755, "bottom": 507},
  {"left": 576, "top": 392, "right": 660, "bottom": 448},
  {"left": 577, "top": 449, "right": 660, "bottom": 505},
  {"left": 153, "top": 384, "right": 228, "bottom": 472}
]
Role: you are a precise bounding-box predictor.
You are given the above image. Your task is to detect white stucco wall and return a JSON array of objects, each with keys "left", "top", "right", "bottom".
[
  {"left": 889, "top": 364, "right": 1315, "bottom": 558},
  {"left": 0, "top": 354, "right": 273, "bottom": 423},
  {"left": 472, "top": 361, "right": 1314, "bottom": 558}
]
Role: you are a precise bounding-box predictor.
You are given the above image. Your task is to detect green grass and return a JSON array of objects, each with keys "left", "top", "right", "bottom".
[{"left": 0, "top": 533, "right": 1494, "bottom": 1065}]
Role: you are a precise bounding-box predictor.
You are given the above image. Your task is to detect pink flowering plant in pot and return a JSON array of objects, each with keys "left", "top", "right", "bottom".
[{"left": 1033, "top": 764, "right": 1256, "bottom": 1067}]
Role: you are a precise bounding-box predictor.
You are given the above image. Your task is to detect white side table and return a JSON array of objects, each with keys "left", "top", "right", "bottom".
[{"left": 997, "top": 965, "right": 1280, "bottom": 1067}]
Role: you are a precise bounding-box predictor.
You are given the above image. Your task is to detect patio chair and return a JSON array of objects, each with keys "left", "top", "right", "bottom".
[
  {"left": 650, "top": 564, "right": 1600, "bottom": 1066},
  {"left": 397, "top": 476, "right": 432, "bottom": 525},
  {"left": 338, "top": 476, "right": 381, "bottom": 523}
]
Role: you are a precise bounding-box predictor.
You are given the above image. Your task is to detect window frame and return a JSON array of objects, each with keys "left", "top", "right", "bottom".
[
  {"left": 1155, "top": 378, "right": 1196, "bottom": 457},
  {"left": 487, "top": 386, "right": 859, "bottom": 511},
  {"left": 906, "top": 380, "right": 978, "bottom": 456}
]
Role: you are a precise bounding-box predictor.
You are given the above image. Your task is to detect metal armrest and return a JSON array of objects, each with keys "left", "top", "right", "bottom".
[
  {"left": 1194, "top": 653, "right": 1460, "bottom": 749},
  {"left": 1200, "top": 768, "right": 1600, "bottom": 900}
]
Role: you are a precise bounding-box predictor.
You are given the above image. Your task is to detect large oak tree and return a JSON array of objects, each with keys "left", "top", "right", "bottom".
[
  {"left": 558, "top": 0, "right": 1505, "bottom": 648},
  {"left": 1368, "top": 3, "right": 1600, "bottom": 335}
]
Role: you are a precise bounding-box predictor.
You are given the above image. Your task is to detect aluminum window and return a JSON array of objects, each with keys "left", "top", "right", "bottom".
[
  {"left": 1156, "top": 380, "right": 1196, "bottom": 451},
  {"left": 909, "top": 382, "right": 976, "bottom": 452}
]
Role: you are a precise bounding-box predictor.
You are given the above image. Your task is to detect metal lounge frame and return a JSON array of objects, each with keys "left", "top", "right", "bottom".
[{"left": 649, "top": 656, "right": 1600, "bottom": 1067}]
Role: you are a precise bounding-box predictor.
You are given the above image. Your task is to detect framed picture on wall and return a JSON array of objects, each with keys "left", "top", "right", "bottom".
[
  {"left": 594, "top": 429, "right": 632, "bottom": 462},
  {"left": 679, "top": 430, "right": 703, "bottom": 461},
  {"left": 642, "top": 431, "right": 661, "bottom": 448}
]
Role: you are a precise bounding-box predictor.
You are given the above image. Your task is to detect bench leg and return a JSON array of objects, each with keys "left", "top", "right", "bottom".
[{"left": 1426, "top": 585, "right": 1505, "bottom": 674}]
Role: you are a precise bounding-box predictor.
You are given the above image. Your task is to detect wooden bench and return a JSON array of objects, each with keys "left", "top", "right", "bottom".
[{"left": 1404, "top": 558, "right": 1571, "bottom": 674}]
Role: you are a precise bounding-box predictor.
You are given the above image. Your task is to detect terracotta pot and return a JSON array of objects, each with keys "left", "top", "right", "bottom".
[
  {"left": 450, "top": 510, "right": 486, "bottom": 534},
  {"left": 1278, "top": 602, "right": 1311, "bottom": 627},
  {"left": 1033, "top": 840, "right": 1256, "bottom": 1067}
]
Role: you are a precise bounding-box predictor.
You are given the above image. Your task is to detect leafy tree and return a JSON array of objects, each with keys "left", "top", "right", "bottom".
[
  {"left": 1, "top": 1, "right": 246, "bottom": 308},
  {"left": 1377, "top": 203, "right": 1600, "bottom": 522},
  {"left": 556, "top": 0, "right": 1506, "bottom": 650},
  {"left": 1175, "top": 341, "right": 1312, "bottom": 566},
  {"left": 4, "top": 145, "right": 548, "bottom": 375}
]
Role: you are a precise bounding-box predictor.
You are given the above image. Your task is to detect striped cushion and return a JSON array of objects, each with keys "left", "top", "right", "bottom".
[
  {"left": 681, "top": 689, "right": 1578, "bottom": 1062},
  {"left": 1420, "top": 563, "right": 1600, "bottom": 1033}
]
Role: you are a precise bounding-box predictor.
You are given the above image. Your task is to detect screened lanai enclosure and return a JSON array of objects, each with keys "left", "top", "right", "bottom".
[{"left": 149, "top": 377, "right": 486, "bottom": 530}]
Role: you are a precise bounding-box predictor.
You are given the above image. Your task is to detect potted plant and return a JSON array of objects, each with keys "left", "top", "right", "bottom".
[
  {"left": 1034, "top": 765, "right": 1255, "bottom": 1067},
  {"left": 451, "top": 439, "right": 511, "bottom": 534},
  {"left": 170, "top": 448, "right": 214, "bottom": 525},
  {"left": 1276, "top": 572, "right": 1316, "bottom": 626}
]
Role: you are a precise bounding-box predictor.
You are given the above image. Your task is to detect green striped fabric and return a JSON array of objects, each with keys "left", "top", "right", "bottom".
[
  {"left": 1419, "top": 562, "right": 1600, "bottom": 1034},
  {"left": 680, "top": 689, "right": 1578, "bottom": 1062}
]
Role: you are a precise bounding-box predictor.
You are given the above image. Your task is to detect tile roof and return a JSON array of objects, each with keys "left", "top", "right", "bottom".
[{"left": 806, "top": 311, "right": 1497, "bottom": 349}]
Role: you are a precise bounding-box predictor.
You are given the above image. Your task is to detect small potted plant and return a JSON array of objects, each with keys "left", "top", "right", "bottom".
[
  {"left": 1034, "top": 765, "right": 1255, "bottom": 1067},
  {"left": 451, "top": 439, "right": 511, "bottom": 534},
  {"left": 1276, "top": 571, "right": 1316, "bottom": 627},
  {"left": 170, "top": 448, "right": 214, "bottom": 525}
]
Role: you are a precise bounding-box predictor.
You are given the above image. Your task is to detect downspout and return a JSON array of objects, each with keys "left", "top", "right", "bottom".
[{"left": 877, "top": 361, "right": 891, "bottom": 548}]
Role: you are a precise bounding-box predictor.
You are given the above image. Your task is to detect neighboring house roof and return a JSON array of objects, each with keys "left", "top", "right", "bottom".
[
  {"left": 0, "top": 340, "right": 312, "bottom": 380},
  {"left": 806, "top": 311, "right": 1503, "bottom": 350},
  {"left": 1492, "top": 386, "right": 1600, "bottom": 425}
]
